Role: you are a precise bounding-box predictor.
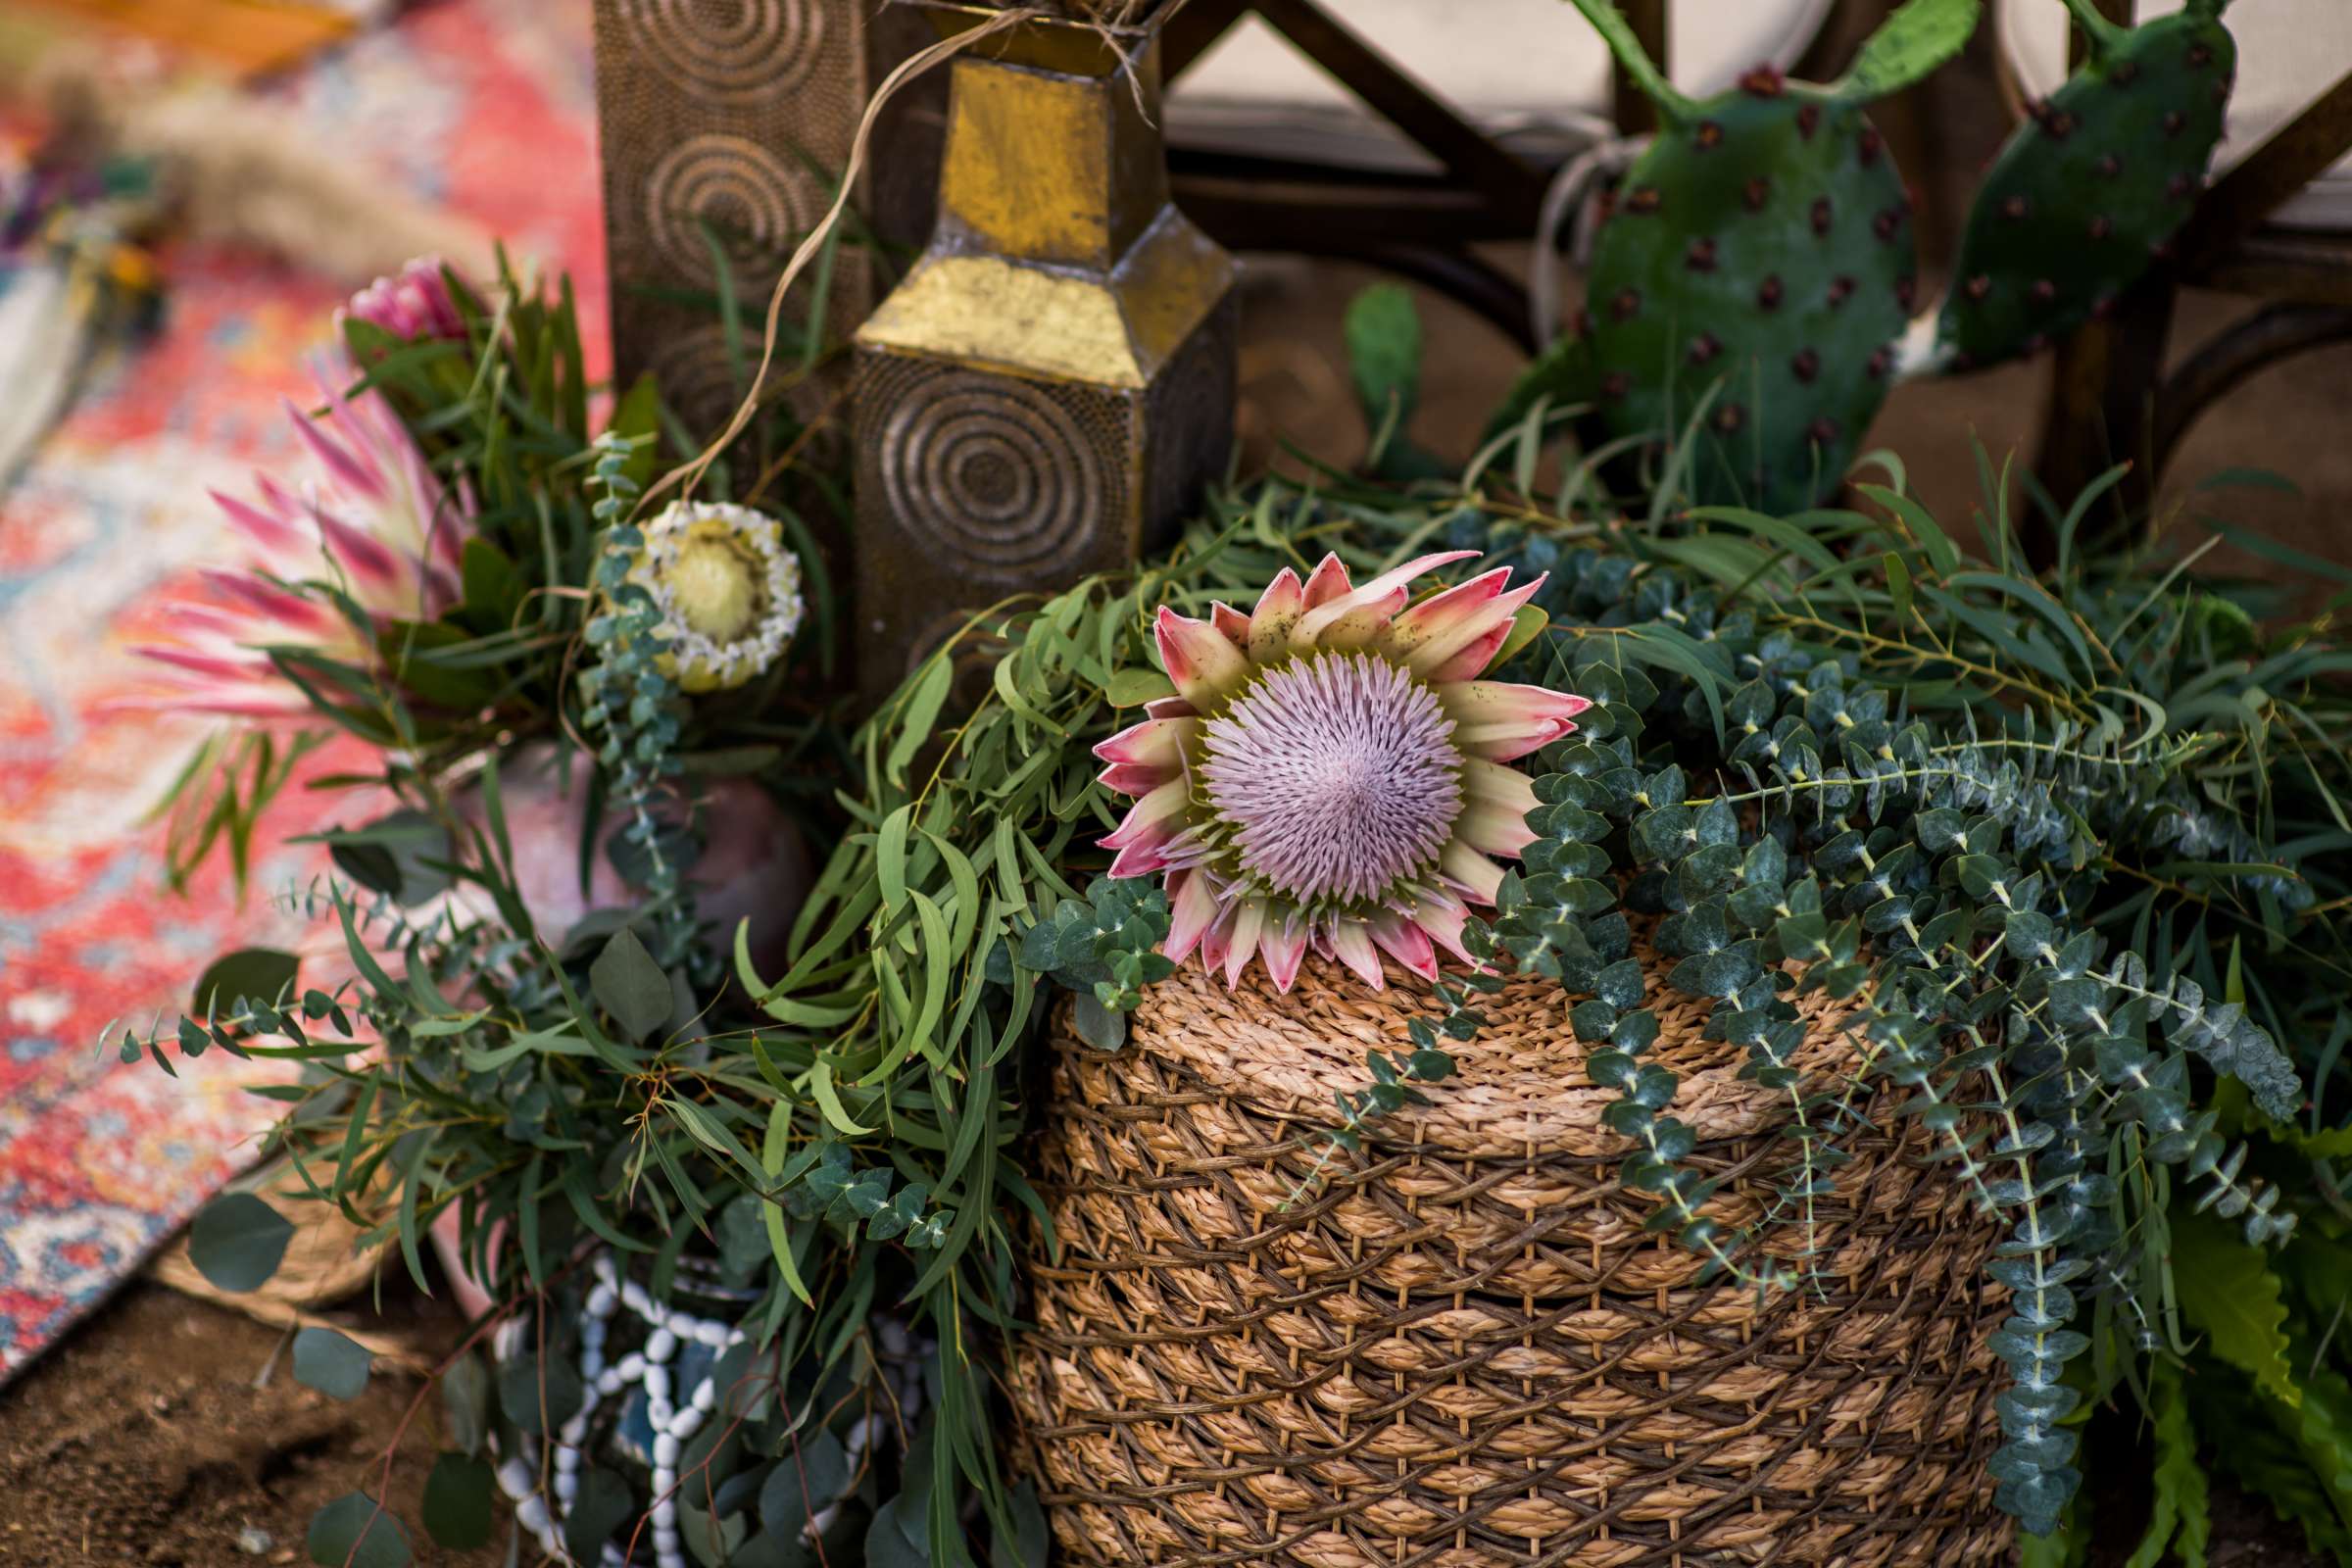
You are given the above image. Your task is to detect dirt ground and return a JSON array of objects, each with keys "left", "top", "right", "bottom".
[{"left": 0, "top": 1284, "right": 504, "bottom": 1568}]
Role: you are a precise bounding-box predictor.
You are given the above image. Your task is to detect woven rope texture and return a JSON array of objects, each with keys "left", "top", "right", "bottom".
[{"left": 1009, "top": 954, "right": 2013, "bottom": 1567}]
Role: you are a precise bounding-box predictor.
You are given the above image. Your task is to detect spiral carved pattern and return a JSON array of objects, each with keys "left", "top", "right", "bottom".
[
  {"left": 878, "top": 375, "right": 1106, "bottom": 578},
  {"left": 608, "top": 0, "right": 824, "bottom": 103},
  {"left": 643, "top": 133, "right": 816, "bottom": 289}
]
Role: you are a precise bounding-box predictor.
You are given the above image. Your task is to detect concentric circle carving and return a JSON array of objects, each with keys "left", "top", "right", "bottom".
[
  {"left": 879, "top": 376, "right": 1104, "bottom": 578},
  {"left": 609, "top": 0, "right": 824, "bottom": 103},
  {"left": 641, "top": 323, "right": 742, "bottom": 435},
  {"left": 644, "top": 133, "right": 815, "bottom": 289}
]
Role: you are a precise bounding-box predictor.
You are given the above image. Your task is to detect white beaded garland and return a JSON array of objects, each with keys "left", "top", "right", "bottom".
[
  {"left": 497, "top": 1458, "right": 536, "bottom": 1500},
  {"left": 493, "top": 1251, "right": 784, "bottom": 1568}
]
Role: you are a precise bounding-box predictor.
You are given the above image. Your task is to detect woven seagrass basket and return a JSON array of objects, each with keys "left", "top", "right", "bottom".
[{"left": 1009, "top": 952, "right": 2013, "bottom": 1568}]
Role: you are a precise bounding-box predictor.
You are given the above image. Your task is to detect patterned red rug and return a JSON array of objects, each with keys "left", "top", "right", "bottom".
[{"left": 0, "top": 0, "right": 606, "bottom": 1385}]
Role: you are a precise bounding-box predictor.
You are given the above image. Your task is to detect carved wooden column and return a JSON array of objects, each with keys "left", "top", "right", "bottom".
[
  {"left": 591, "top": 0, "right": 944, "bottom": 439},
  {"left": 852, "top": 0, "right": 1237, "bottom": 696}
]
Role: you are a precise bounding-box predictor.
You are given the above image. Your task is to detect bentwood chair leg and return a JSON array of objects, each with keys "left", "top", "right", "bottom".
[{"left": 2034, "top": 269, "right": 2178, "bottom": 551}]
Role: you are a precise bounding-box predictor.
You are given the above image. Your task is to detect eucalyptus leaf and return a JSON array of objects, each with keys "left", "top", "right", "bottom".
[
  {"left": 292, "top": 1326, "right": 371, "bottom": 1399},
  {"left": 591, "top": 926, "right": 675, "bottom": 1042},
  {"left": 187, "top": 1192, "right": 294, "bottom": 1293},
  {"left": 421, "top": 1453, "right": 494, "bottom": 1550},
  {"left": 565, "top": 1466, "right": 638, "bottom": 1560},
  {"left": 193, "top": 948, "right": 299, "bottom": 1016},
  {"left": 307, "top": 1494, "right": 412, "bottom": 1568}
]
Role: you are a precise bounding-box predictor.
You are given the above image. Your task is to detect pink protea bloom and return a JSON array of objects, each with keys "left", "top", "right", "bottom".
[
  {"left": 1095, "top": 551, "right": 1591, "bottom": 994},
  {"left": 123, "top": 369, "right": 477, "bottom": 718},
  {"left": 342, "top": 256, "right": 466, "bottom": 342}
]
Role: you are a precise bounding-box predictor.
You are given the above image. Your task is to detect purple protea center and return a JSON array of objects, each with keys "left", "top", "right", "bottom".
[{"left": 1200, "top": 653, "right": 1461, "bottom": 906}]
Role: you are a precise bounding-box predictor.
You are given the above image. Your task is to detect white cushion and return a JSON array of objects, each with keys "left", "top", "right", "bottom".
[
  {"left": 2000, "top": 0, "right": 2352, "bottom": 231},
  {"left": 1167, "top": 0, "right": 1837, "bottom": 173}
]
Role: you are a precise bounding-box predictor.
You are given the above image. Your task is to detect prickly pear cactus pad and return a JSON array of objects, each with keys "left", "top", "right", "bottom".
[
  {"left": 1937, "top": 5, "right": 2234, "bottom": 367},
  {"left": 1584, "top": 73, "right": 1913, "bottom": 513}
]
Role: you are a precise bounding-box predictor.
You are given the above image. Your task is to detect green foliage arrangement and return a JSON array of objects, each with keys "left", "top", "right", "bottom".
[{"left": 135, "top": 241, "right": 2352, "bottom": 1568}]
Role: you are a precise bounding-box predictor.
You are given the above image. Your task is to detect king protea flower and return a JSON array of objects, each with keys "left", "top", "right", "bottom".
[
  {"left": 125, "top": 372, "right": 476, "bottom": 717},
  {"left": 1096, "top": 551, "right": 1591, "bottom": 993}
]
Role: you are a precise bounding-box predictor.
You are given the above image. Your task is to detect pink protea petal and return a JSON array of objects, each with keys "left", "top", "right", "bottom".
[
  {"left": 1291, "top": 550, "right": 1480, "bottom": 648},
  {"left": 1260, "top": 912, "right": 1308, "bottom": 992},
  {"left": 312, "top": 503, "right": 407, "bottom": 595},
  {"left": 1101, "top": 778, "right": 1190, "bottom": 854},
  {"left": 1413, "top": 898, "right": 1478, "bottom": 964},
  {"left": 1299, "top": 554, "right": 1353, "bottom": 609},
  {"left": 1108, "top": 842, "right": 1169, "bottom": 878},
  {"left": 1427, "top": 624, "right": 1528, "bottom": 683},
  {"left": 170, "top": 603, "right": 259, "bottom": 640},
  {"left": 1248, "top": 567, "right": 1304, "bottom": 660},
  {"left": 1326, "top": 919, "right": 1386, "bottom": 990},
  {"left": 1381, "top": 565, "right": 1514, "bottom": 652},
  {"left": 1155, "top": 606, "right": 1250, "bottom": 709},
  {"left": 1210, "top": 602, "right": 1251, "bottom": 648},
  {"left": 1369, "top": 912, "right": 1439, "bottom": 981},
  {"left": 1222, "top": 900, "right": 1266, "bottom": 988},
  {"left": 1144, "top": 695, "right": 1200, "bottom": 719},
  {"left": 199, "top": 568, "right": 335, "bottom": 632},
  {"left": 1163, "top": 869, "right": 1222, "bottom": 966},
  {"left": 1097, "top": 762, "right": 1174, "bottom": 797},
  {"left": 1441, "top": 840, "right": 1507, "bottom": 904},
  {"left": 131, "top": 643, "right": 272, "bottom": 680},
  {"left": 286, "top": 396, "right": 387, "bottom": 503},
  {"left": 1398, "top": 573, "right": 1548, "bottom": 679},
  {"left": 1457, "top": 800, "right": 1539, "bottom": 858},
  {"left": 1199, "top": 900, "right": 1237, "bottom": 977},
  {"left": 211, "top": 488, "right": 305, "bottom": 556},
  {"left": 1455, "top": 718, "right": 1573, "bottom": 761},
  {"left": 1442, "top": 682, "right": 1593, "bottom": 726},
  {"left": 1462, "top": 757, "right": 1542, "bottom": 816},
  {"left": 107, "top": 689, "right": 315, "bottom": 718},
  {"left": 255, "top": 470, "right": 302, "bottom": 517},
  {"left": 1095, "top": 716, "right": 1196, "bottom": 773}
]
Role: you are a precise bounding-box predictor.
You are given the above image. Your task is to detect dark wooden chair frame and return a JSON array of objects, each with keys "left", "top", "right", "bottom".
[
  {"left": 2039, "top": 2, "right": 2352, "bottom": 512},
  {"left": 1152, "top": 0, "right": 2352, "bottom": 519},
  {"left": 1158, "top": 0, "right": 1673, "bottom": 353}
]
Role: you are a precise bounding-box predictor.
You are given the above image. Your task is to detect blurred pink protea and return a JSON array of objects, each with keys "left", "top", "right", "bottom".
[
  {"left": 126, "top": 372, "right": 476, "bottom": 718},
  {"left": 342, "top": 257, "right": 466, "bottom": 342},
  {"left": 1096, "top": 551, "right": 1591, "bottom": 993}
]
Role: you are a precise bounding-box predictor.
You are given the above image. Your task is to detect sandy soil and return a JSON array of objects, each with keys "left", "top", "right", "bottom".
[{"left": 0, "top": 1285, "right": 505, "bottom": 1568}]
